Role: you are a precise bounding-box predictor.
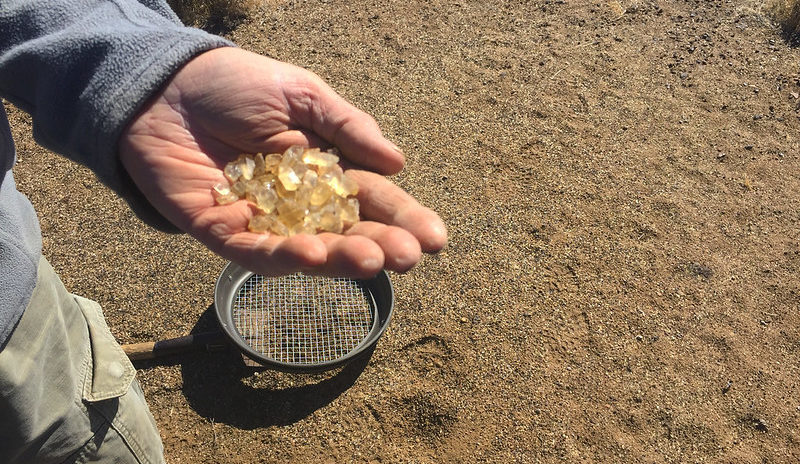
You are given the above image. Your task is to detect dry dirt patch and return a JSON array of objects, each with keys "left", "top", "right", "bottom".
[{"left": 7, "top": 0, "right": 800, "bottom": 462}]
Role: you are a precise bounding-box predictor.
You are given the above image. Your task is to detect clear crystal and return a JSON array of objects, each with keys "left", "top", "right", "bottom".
[
  {"left": 239, "top": 156, "right": 256, "bottom": 180},
  {"left": 340, "top": 197, "right": 359, "bottom": 225},
  {"left": 224, "top": 163, "right": 242, "bottom": 182},
  {"left": 254, "top": 153, "right": 266, "bottom": 175},
  {"left": 231, "top": 181, "right": 247, "bottom": 197},
  {"left": 213, "top": 182, "right": 231, "bottom": 196},
  {"left": 302, "top": 149, "right": 339, "bottom": 168},
  {"left": 264, "top": 154, "right": 281, "bottom": 169},
  {"left": 277, "top": 165, "right": 301, "bottom": 191},
  {"left": 253, "top": 186, "right": 278, "bottom": 213},
  {"left": 248, "top": 214, "right": 273, "bottom": 233},
  {"left": 218, "top": 146, "right": 360, "bottom": 236},
  {"left": 215, "top": 192, "right": 239, "bottom": 205},
  {"left": 270, "top": 219, "right": 290, "bottom": 236}
]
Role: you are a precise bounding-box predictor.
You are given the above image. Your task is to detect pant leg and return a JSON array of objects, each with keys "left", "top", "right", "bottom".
[{"left": 0, "top": 257, "right": 165, "bottom": 464}]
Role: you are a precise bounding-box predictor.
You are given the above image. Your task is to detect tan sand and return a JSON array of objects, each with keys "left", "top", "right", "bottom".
[{"left": 7, "top": 0, "right": 800, "bottom": 461}]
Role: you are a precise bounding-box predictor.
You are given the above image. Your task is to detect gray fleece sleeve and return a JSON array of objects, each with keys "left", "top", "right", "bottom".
[{"left": 0, "top": 0, "right": 233, "bottom": 229}]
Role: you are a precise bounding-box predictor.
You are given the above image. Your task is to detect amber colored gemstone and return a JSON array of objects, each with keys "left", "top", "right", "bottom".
[
  {"left": 248, "top": 214, "right": 274, "bottom": 233},
  {"left": 223, "top": 163, "right": 242, "bottom": 182},
  {"left": 215, "top": 192, "right": 239, "bottom": 205},
  {"left": 302, "top": 149, "right": 339, "bottom": 168},
  {"left": 217, "top": 146, "right": 359, "bottom": 236},
  {"left": 277, "top": 166, "right": 301, "bottom": 192},
  {"left": 213, "top": 182, "right": 231, "bottom": 196},
  {"left": 263, "top": 153, "right": 280, "bottom": 167},
  {"left": 277, "top": 201, "right": 306, "bottom": 226},
  {"left": 253, "top": 186, "right": 278, "bottom": 213},
  {"left": 340, "top": 197, "right": 360, "bottom": 225},
  {"left": 239, "top": 155, "right": 256, "bottom": 180},
  {"left": 254, "top": 153, "right": 266, "bottom": 175},
  {"left": 309, "top": 183, "right": 333, "bottom": 206},
  {"left": 319, "top": 212, "right": 343, "bottom": 233},
  {"left": 270, "top": 219, "right": 290, "bottom": 236},
  {"left": 231, "top": 181, "right": 247, "bottom": 197}
]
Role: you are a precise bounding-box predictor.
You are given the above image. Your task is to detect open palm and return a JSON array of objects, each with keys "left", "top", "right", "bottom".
[{"left": 119, "top": 48, "right": 446, "bottom": 277}]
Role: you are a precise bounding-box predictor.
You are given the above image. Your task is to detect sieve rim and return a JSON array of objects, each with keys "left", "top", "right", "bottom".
[{"left": 213, "top": 262, "right": 394, "bottom": 373}]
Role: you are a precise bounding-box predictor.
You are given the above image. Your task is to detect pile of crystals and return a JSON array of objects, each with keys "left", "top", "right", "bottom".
[{"left": 213, "top": 146, "right": 360, "bottom": 236}]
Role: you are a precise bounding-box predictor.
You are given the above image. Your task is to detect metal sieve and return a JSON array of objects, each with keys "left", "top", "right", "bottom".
[
  {"left": 123, "top": 261, "right": 394, "bottom": 373},
  {"left": 215, "top": 261, "right": 394, "bottom": 372}
]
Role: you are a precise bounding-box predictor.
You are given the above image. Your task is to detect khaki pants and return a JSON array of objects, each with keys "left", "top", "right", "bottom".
[{"left": 0, "top": 258, "right": 165, "bottom": 463}]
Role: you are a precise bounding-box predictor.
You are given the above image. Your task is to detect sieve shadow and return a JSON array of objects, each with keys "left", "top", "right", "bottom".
[{"left": 172, "top": 305, "right": 375, "bottom": 429}]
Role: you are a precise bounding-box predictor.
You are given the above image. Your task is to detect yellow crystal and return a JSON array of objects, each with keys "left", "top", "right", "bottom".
[
  {"left": 223, "top": 163, "right": 242, "bottom": 182},
  {"left": 248, "top": 214, "right": 274, "bottom": 233},
  {"left": 277, "top": 165, "right": 302, "bottom": 191},
  {"left": 231, "top": 181, "right": 247, "bottom": 197},
  {"left": 264, "top": 154, "right": 281, "bottom": 169},
  {"left": 213, "top": 182, "right": 231, "bottom": 196},
  {"left": 340, "top": 197, "right": 360, "bottom": 225},
  {"left": 277, "top": 201, "right": 306, "bottom": 226},
  {"left": 309, "top": 183, "right": 332, "bottom": 207},
  {"left": 319, "top": 212, "right": 343, "bottom": 233},
  {"left": 239, "top": 155, "right": 256, "bottom": 180},
  {"left": 270, "top": 219, "right": 290, "bottom": 236},
  {"left": 216, "top": 146, "right": 360, "bottom": 236},
  {"left": 254, "top": 153, "right": 265, "bottom": 176},
  {"left": 215, "top": 192, "right": 239, "bottom": 205},
  {"left": 252, "top": 186, "right": 278, "bottom": 213},
  {"left": 302, "top": 148, "right": 339, "bottom": 168}
]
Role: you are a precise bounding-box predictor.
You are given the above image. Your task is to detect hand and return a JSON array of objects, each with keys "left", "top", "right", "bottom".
[{"left": 119, "top": 47, "right": 447, "bottom": 278}]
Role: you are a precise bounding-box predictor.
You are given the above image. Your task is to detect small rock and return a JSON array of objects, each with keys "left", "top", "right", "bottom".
[
  {"left": 722, "top": 380, "right": 732, "bottom": 394},
  {"left": 752, "top": 418, "right": 768, "bottom": 432}
]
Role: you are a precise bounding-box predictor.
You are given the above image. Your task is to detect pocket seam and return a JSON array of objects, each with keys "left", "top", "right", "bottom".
[{"left": 72, "top": 295, "right": 136, "bottom": 402}]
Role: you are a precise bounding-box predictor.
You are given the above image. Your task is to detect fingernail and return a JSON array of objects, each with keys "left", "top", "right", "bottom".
[{"left": 391, "top": 143, "right": 404, "bottom": 154}]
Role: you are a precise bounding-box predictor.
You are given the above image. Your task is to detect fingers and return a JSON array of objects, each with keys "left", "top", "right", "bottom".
[
  {"left": 193, "top": 204, "right": 428, "bottom": 277},
  {"left": 211, "top": 231, "right": 386, "bottom": 279},
  {"left": 344, "top": 222, "right": 422, "bottom": 272},
  {"left": 283, "top": 70, "right": 405, "bottom": 175},
  {"left": 221, "top": 232, "right": 328, "bottom": 276},
  {"left": 345, "top": 169, "right": 448, "bottom": 253}
]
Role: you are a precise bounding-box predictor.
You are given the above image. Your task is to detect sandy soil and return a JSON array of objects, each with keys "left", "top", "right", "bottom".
[{"left": 7, "top": 0, "right": 800, "bottom": 462}]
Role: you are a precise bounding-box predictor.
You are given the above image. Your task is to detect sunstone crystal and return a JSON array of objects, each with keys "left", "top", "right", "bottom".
[
  {"left": 215, "top": 146, "right": 360, "bottom": 235},
  {"left": 302, "top": 148, "right": 339, "bottom": 168},
  {"left": 248, "top": 214, "right": 274, "bottom": 233},
  {"left": 240, "top": 156, "right": 256, "bottom": 180}
]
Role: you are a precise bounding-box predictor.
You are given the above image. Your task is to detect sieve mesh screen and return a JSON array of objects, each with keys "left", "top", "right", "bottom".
[{"left": 232, "top": 273, "right": 374, "bottom": 364}]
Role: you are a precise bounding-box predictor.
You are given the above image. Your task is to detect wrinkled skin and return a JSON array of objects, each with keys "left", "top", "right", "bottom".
[{"left": 119, "top": 48, "right": 447, "bottom": 278}]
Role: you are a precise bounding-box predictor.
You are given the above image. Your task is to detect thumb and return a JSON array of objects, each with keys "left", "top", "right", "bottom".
[{"left": 286, "top": 70, "right": 406, "bottom": 174}]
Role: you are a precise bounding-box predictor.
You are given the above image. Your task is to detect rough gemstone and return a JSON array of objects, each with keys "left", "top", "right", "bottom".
[
  {"left": 277, "top": 166, "right": 302, "bottom": 191},
  {"left": 239, "top": 155, "right": 256, "bottom": 180},
  {"left": 223, "top": 163, "right": 242, "bottom": 182},
  {"left": 216, "top": 192, "right": 239, "bottom": 205},
  {"left": 302, "top": 149, "right": 339, "bottom": 168},
  {"left": 231, "top": 181, "right": 247, "bottom": 197},
  {"left": 215, "top": 146, "right": 360, "bottom": 236},
  {"left": 213, "top": 182, "right": 231, "bottom": 196},
  {"left": 248, "top": 214, "right": 273, "bottom": 233}
]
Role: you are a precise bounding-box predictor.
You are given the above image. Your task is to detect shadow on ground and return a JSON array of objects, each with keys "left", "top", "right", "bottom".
[{"left": 133, "top": 306, "right": 373, "bottom": 429}]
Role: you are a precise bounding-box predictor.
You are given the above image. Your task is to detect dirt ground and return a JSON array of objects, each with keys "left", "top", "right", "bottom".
[{"left": 7, "top": 0, "right": 800, "bottom": 462}]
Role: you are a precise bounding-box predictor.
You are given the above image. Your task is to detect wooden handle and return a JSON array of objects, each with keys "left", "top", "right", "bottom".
[
  {"left": 122, "top": 342, "right": 157, "bottom": 360},
  {"left": 121, "top": 331, "right": 227, "bottom": 361}
]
